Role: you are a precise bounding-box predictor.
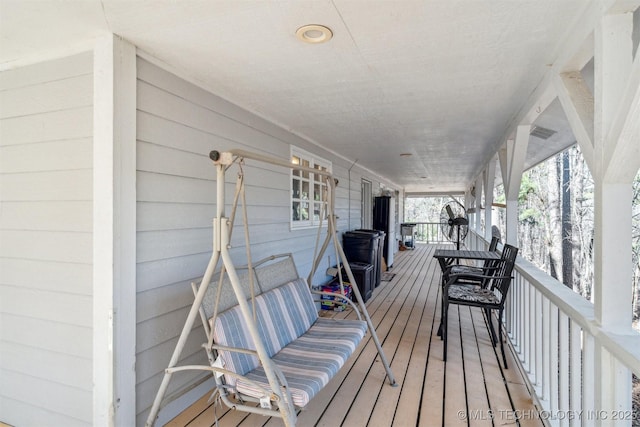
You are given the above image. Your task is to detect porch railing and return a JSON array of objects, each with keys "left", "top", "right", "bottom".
[
  {"left": 410, "top": 222, "right": 450, "bottom": 243},
  {"left": 466, "top": 230, "right": 640, "bottom": 427}
]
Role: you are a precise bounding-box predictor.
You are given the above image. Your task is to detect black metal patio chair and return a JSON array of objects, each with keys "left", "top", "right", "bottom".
[{"left": 442, "top": 244, "right": 519, "bottom": 368}]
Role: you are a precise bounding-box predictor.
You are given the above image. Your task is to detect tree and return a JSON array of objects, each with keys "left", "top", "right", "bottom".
[
  {"left": 561, "top": 150, "right": 573, "bottom": 288},
  {"left": 510, "top": 144, "right": 638, "bottom": 329}
]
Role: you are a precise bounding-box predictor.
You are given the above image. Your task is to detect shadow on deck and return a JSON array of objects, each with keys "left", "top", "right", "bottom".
[{"left": 167, "top": 244, "right": 542, "bottom": 427}]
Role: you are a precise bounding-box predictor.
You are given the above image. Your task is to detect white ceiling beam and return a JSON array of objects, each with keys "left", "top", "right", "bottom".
[
  {"left": 501, "top": 127, "right": 529, "bottom": 247},
  {"left": 474, "top": 175, "right": 483, "bottom": 231},
  {"left": 496, "top": 0, "right": 614, "bottom": 158},
  {"left": 553, "top": 71, "right": 595, "bottom": 171},
  {"left": 501, "top": 125, "right": 530, "bottom": 201},
  {"left": 606, "top": 55, "right": 640, "bottom": 182},
  {"left": 483, "top": 157, "right": 496, "bottom": 242},
  {"left": 560, "top": 32, "right": 594, "bottom": 73},
  {"left": 550, "top": 0, "right": 616, "bottom": 73},
  {"left": 607, "top": 0, "right": 640, "bottom": 13},
  {"left": 521, "top": 76, "right": 558, "bottom": 127},
  {"left": 594, "top": 12, "right": 633, "bottom": 149},
  {"left": 602, "top": 20, "right": 640, "bottom": 182},
  {"left": 498, "top": 141, "right": 509, "bottom": 189},
  {"left": 483, "top": 159, "right": 496, "bottom": 208},
  {"left": 499, "top": 72, "right": 555, "bottom": 147}
]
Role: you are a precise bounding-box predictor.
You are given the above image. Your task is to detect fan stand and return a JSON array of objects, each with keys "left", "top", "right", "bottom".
[{"left": 447, "top": 219, "right": 463, "bottom": 251}]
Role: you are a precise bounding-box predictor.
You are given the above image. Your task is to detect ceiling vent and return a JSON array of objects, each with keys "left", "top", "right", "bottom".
[{"left": 530, "top": 125, "right": 557, "bottom": 140}]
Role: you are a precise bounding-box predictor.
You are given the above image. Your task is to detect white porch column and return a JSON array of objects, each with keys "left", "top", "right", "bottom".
[
  {"left": 593, "top": 9, "right": 636, "bottom": 336},
  {"left": 93, "top": 34, "right": 137, "bottom": 427},
  {"left": 484, "top": 158, "right": 496, "bottom": 242},
  {"left": 475, "top": 175, "right": 483, "bottom": 235},
  {"left": 500, "top": 125, "right": 530, "bottom": 246},
  {"left": 591, "top": 10, "right": 637, "bottom": 425},
  {"left": 465, "top": 189, "right": 475, "bottom": 230},
  {"left": 594, "top": 183, "right": 632, "bottom": 328}
]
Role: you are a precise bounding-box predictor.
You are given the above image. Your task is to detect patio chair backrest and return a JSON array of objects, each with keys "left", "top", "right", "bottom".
[
  {"left": 488, "top": 235, "right": 500, "bottom": 251},
  {"left": 489, "top": 244, "right": 518, "bottom": 303},
  {"left": 483, "top": 235, "right": 501, "bottom": 269}
]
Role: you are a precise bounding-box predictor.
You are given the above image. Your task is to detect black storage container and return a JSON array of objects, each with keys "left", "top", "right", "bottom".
[
  {"left": 373, "top": 196, "right": 395, "bottom": 268},
  {"left": 341, "top": 262, "right": 374, "bottom": 303},
  {"left": 343, "top": 231, "right": 377, "bottom": 263},
  {"left": 354, "top": 229, "right": 385, "bottom": 288}
]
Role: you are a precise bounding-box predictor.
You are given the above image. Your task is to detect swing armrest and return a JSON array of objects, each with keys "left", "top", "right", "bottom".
[
  {"left": 167, "top": 365, "right": 277, "bottom": 399},
  {"left": 209, "top": 343, "right": 259, "bottom": 357}
]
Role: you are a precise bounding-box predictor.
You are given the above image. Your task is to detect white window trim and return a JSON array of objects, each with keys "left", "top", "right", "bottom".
[{"left": 290, "top": 146, "right": 332, "bottom": 230}]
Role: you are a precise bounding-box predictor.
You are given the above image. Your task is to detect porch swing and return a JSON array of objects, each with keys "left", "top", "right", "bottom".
[{"left": 145, "top": 149, "right": 397, "bottom": 427}]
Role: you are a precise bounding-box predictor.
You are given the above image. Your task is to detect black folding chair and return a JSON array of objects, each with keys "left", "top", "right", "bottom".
[{"left": 442, "top": 244, "right": 519, "bottom": 368}]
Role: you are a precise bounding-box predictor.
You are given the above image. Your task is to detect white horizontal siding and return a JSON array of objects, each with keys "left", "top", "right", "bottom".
[
  {"left": 0, "top": 52, "right": 92, "bottom": 90},
  {"left": 0, "top": 52, "right": 93, "bottom": 426},
  {"left": 1, "top": 394, "right": 90, "bottom": 427},
  {"left": 0, "top": 286, "right": 92, "bottom": 327},
  {"left": 137, "top": 202, "right": 288, "bottom": 232},
  {"left": 0, "top": 169, "right": 92, "bottom": 201},
  {"left": 0, "top": 138, "right": 92, "bottom": 173},
  {"left": 137, "top": 280, "right": 199, "bottom": 324},
  {"left": 2, "top": 341, "right": 92, "bottom": 391},
  {"left": 0, "top": 369, "right": 92, "bottom": 422},
  {"left": 136, "top": 253, "right": 214, "bottom": 293},
  {"left": 0, "top": 201, "right": 92, "bottom": 232},
  {"left": 0, "top": 74, "right": 93, "bottom": 119},
  {"left": 0, "top": 107, "right": 93, "bottom": 145},
  {"left": 137, "top": 140, "right": 215, "bottom": 181},
  {"left": 137, "top": 171, "right": 215, "bottom": 204},
  {"left": 0, "top": 314, "right": 92, "bottom": 359},
  {"left": 0, "top": 258, "right": 91, "bottom": 295},
  {"left": 0, "top": 230, "right": 92, "bottom": 264}
]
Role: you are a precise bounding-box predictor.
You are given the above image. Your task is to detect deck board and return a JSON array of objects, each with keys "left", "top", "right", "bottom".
[
  {"left": 367, "top": 247, "right": 437, "bottom": 426},
  {"left": 461, "top": 306, "right": 492, "bottom": 427},
  {"left": 165, "top": 244, "right": 543, "bottom": 427}
]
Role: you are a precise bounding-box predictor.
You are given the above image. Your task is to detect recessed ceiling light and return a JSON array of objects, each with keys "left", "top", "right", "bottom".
[
  {"left": 400, "top": 153, "right": 412, "bottom": 157},
  {"left": 296, "top": 24, "right": 333, "bottom": 44}
]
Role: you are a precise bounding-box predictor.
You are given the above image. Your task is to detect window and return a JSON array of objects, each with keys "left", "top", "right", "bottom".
[{"left": 291, "top": 147, "right": 331, "bottom": 229}]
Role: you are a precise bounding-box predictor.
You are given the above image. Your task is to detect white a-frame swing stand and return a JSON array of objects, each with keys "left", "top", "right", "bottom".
[{"left": 146, "top": 149, "right": 397, "bottom": 427}]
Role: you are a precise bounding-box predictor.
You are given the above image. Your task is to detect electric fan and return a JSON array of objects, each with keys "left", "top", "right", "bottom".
[{"left": 439, "top": 200, "right": 469, "bottom": 250}]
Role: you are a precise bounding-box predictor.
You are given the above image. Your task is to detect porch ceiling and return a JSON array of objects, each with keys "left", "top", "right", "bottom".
[{"left": 1, "top": 0, "right": 586, "bottom": 193}]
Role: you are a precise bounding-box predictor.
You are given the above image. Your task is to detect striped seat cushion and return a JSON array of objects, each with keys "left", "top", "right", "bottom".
[
  {"left": 450, "top": 265, "right": 483, "bottom": 275},
  {"left": 448, "top": 285, "right": 499, "bottom": 305},
  {"left": 236, "top": 317, "right": 367, "bottom": 407},
  {"left": 211, "top": 277, "right": 319, "bottom": 386}
]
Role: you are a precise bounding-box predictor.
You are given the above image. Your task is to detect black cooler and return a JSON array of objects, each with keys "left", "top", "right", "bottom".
[
  {"left": 343, "top": 230, "right": 383, "bottom": 289},
  {"left": 353, "top": 229, "right": 385, "bottom": 288},
  {"left": 341, "top": 262, "right": 374, "bottom": 303}
]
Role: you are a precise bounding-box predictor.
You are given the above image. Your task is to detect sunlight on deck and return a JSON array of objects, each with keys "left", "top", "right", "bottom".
[{"left": 167, "top": 244, "right": 542, "bottom": 427}]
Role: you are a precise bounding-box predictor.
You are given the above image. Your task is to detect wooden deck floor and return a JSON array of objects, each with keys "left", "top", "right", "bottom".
[{"left": 166, "top": 244, "right": 542, "bottom": 427}]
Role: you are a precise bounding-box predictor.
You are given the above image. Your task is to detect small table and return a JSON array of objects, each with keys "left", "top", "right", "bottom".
[
  {"left": 433, "top": 249, "right": 501, "bottom": 272},
  {"left": 433, "top": 249, "right": 502, "bottom": 337}
]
